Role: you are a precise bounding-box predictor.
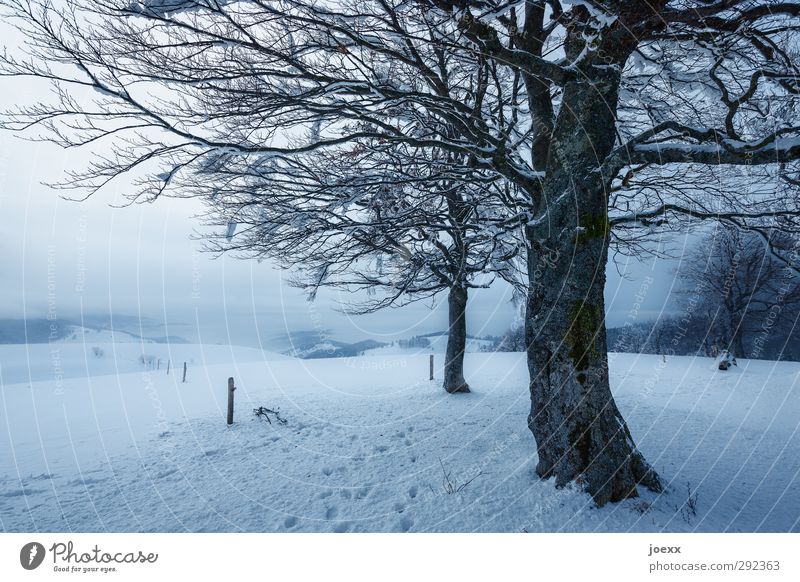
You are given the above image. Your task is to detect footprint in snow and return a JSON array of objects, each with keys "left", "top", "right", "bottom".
[
  {"left": 284, "top": 516, "right": 297, "bottom": 528},
  {"left": 325, "top": 506, "right": 338, "bottom": 520},
  {"left": 29, "top": 473, "right": 56, "bottom": 481},
  {"left": 67, "top": 477, "right": 108, "bottom": 486},
  {"left": 1, "top": 488, "right": 45, "bottom": 498},
  {"left": 408, "top": 485, "right": 418, "bottom": 499},
  {"left": 398, "top": 516, "right": 413, "bottom": 532}
]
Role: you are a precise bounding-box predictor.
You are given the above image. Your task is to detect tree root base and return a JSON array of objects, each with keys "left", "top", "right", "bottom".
[{"left": 444, "top": 382, "right": 470, "bottom": 394}]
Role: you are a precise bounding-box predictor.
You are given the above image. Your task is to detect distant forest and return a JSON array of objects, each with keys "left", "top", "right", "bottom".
[
  {"left": 495, "top": 318, "right": 800, "bottom": 362},
  {"left": 606, "top": 317, "right": 800, "bottom": 362}
]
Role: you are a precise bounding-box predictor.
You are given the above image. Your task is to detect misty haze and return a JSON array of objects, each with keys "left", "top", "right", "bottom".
[{"left": 1, "top": 0, "right": 799, "bottom": 535}]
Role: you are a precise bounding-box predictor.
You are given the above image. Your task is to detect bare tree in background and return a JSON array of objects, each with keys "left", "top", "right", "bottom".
[
  {"left": 165, "top": 11, "right": 530, "bottom": 394},
  {"left": 678, "top": 226, "right": 800, "bottom": 359},
  {"left": 4, "top": 0, "right": 800, "bottom": 505},
  {"left": 202, "top": 143, "right": 524, "bottom": 393}
]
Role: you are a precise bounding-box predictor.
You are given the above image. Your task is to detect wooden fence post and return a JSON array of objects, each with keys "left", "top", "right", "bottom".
[
  {"left": 227, "top": 377, "right": 235, "bottom": 425},
  {"left": 166, "top": 360, "right": 170, "bottom": 375},
  {"left": 429, "top": 354, "right": 434, "bottom": 381},
  {"left": 182, "top": 362, "right": 187, "bottom": 383}
]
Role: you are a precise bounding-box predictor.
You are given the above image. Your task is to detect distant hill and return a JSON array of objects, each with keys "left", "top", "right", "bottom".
[
  {"left": 0, "top": 318, "right": 188, "bottom": 345},
  {"left": 281, "top": 329, "right": 499, "bottom": 360},
  {"left": 284, "top": 335, "right": 388, "bottom": 359},
  {"left": 0, "top": 319, "right": 72, "bottom": 344}
]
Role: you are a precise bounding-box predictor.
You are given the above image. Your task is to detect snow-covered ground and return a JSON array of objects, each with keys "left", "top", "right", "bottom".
[
  {"left": 1, "top": 344, "right": 798, "bottom": 532},
  {"left": 0, "top": 341, "right": 290, "bottom": 385}
]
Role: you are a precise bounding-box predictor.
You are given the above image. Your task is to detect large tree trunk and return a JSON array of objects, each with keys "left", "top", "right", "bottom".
[
  {"left": 522, "top": 25, "right": 662, "bottom": 505},
  {"left": 525, "top": 222, "right": 662, "bottom": 506},
  {"left": 443, "top": 284, "right": 470, "bottom": 394}
]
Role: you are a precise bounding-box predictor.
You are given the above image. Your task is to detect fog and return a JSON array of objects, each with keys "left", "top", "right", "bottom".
[
  {"left": 0, "top": 20, "right": 686, "bottom": 348},
  {"left": 0, "top": 126, "right": 684, "bottom": 348}
]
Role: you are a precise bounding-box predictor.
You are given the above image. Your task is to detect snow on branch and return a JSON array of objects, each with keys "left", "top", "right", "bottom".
[{"left": 625, "top": 136, "right": 800, "bottom": 167}]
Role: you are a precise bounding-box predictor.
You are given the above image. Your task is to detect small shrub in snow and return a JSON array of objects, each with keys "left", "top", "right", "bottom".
[
  {"left": 138, "top": 354, "right": 157, "bottom": 368},
  {"left": 253, "top": 406, "right": 288, "bottom": 425},
  {"left": 675, "top": 482, "right": 699, "bottom": 523},
  {"left": 92, "top": 346, "right": 104, "bottom": 357},
  {"left": 682, "top": 482, "right": 699, "bottom": 520},
  {"left": 438, "top": 458, "right": 483, "bottom": 494}
]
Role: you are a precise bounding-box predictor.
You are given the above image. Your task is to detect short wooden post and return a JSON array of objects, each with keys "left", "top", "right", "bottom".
[
  {"left": 227, "top": 377, "right": 235, "bottom": 425},
  {"left": 182, "top": 362, "right": 187, "bottom": 383},
  {"left": 157, "top": 359, "right": 161, "bottom": 370},
  {"left": 429, "top": 354, "right": 434, "bottom": 381},
  {"left": 166, "top": 360, "right": 171, "bottom": 375}
]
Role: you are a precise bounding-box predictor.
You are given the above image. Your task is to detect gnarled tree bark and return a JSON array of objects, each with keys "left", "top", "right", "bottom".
[{"left": 523, "top": 20, "right": 663, "bottom": 505}]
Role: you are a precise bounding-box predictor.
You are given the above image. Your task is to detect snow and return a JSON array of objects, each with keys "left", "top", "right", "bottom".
[
  {"left": 224, "top": 220, "right": 237, "bottom": 241},
  {"left": 0, "top": 342, "right": 289, "bottom": 385},
  {"left": 128, "top": 0, "right": 234, "bottom": 17},
  {"left": 1, "top": 346, "right": 798, "bottom": 532},
  {"left": 363, "top": 335, "right": 494, "bottom": 356}
]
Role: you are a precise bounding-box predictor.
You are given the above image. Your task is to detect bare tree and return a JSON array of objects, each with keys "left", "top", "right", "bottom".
[
  {"left": 678, "top": 225, "right": 800, "bottom": 358},
  {"left": 444, "top": 0, "right": 800, "bottom": 504},
  {"left": 497, "top": 322, "right": 526, "bottom": 352},
  {"left": 168, "top": 17, "right": 527, "bottom": 394},
  {"left": 204, "top": 143, "right": 523, "bottom": 393},
  {"left": 3, "top": 0, "right": 800, "bottom": 506}
]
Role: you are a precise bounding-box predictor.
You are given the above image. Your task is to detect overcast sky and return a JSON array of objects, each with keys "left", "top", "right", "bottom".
[{"left": 0, "top": 21, "right": 689, "bottom": 349}]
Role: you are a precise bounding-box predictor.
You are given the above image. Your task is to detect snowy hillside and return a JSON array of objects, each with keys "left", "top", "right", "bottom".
[
  {"left": 1, "top": 348, "right": 798, "bottom": 532},
  {"left": 0, "top": 342, "right": 290, "bottom": 385},
  {"left": 364, "top": 334, "right": 495, "bottom": 356}
]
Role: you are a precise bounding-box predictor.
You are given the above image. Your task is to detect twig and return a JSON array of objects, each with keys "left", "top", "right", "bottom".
[{"left": 253, "top": 406, "right": 288, "bottom": 425}]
